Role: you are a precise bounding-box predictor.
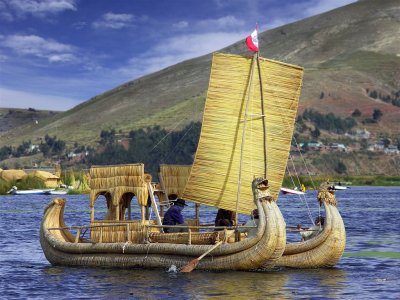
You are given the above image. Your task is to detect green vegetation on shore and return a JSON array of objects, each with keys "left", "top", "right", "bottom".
[{"left": 283, "top": 175, "right": 400, "bottom": 189}]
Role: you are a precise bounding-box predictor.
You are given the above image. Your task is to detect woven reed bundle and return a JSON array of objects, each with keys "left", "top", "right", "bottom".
[
  {"left": 317, "top": 182, "right": 337, "bottom": 206},
  {"left": 276, "top": 202, "right": 346, "bottom": 268},
  {"left": 30, "top": 170, "right": 59, "bottom": 180},
  {"left": 90, "top": 176, "right": 144, "bottom": 190},
  {"left": 90, "top": 220, "right": 158, "bottom": 243},
  {"left": 148, "top": 231, "right": 223, "bottom": 245},
  {"left": 159, "top": 164, "right": 191, "bottom": 197},
  {"left": 0, "top": 169, "right": 27, "bottom": 182},
  {"left": 90, "top": 164, "right": 145, "bottom": 179},
  {"left": 183, "top": 53, "right": 303, "bottom": 214}
]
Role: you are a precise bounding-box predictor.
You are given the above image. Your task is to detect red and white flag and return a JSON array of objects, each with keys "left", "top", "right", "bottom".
[{"left": 245, "top": 27, "right": 259, "bottom": 52}]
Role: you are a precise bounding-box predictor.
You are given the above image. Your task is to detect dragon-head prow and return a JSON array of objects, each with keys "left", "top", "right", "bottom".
[
  {"left": 252, "top": 177, "right": 274, "bottom": 202},
  {"left": 317, "top": 181, "right": 337, "bottom": 206}
]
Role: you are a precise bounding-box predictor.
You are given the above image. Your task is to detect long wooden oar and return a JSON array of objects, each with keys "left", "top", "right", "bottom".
[
  {"left": 179, "top": 240, "right": 224, "bottom": 273},
  {"left": 180, "top": 231, "right": 234, "bottom": 273}
]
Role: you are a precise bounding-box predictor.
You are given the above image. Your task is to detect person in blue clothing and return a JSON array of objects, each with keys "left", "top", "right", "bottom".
[{"left": 162, "top": 198, "right": 188, "bottom": 233}]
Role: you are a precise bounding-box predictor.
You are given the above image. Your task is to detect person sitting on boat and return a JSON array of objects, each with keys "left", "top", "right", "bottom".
[
  {"left": 162, "top": 198, "right": 188, "bottom": 233},
  {"left": 238, "top": 209, "right": 259, "bottom": 238},
  {"left": 298, "top": 216, "right": 325, "bottom": 241},
  {"left": 214, "top": 208, "right": 234, "bottom": 229}
]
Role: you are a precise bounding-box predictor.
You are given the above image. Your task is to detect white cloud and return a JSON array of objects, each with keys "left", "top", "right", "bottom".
[
  {"left": 173, "top": 21, "right": 189, "bottom": 30},
  {"left": 72, "top": 21, "right": 87, "bottom": 30},
  {"left": 0, "top": 87, "right": 78, "bottom": 111},
  {"left": 2, "top": 34, "right": 77, "bottom": 62},
  {"left": 0, "top": 1, "right": 14, "bottom": 21},
  {"left": 119, "top": 31, "right": 247, "bottom": 79},
  {"left": 6, "top": 0, "right": 77, "bottom": 18},
  {"left": 197, "top": 16, "right": 245, "bottom": 30},
  {"left": 0, "top": 50, "right": 7, "bottom": 62},
  {"left": 92, "top": 12, "right": 135, "bottom": 29}
]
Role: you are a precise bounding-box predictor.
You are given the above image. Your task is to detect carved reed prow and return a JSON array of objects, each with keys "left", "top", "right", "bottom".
[
  {"left": 317, "top": 181, "right": 337, "bottom": 206},
  {"left": 252, "top": 177, "right": 274, "bottom": 203}
]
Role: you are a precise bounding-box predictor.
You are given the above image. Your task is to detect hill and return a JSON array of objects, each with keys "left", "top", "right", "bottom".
[
  {"left": 0, "top": 108, "right": 60, "bottom": 145},
  {"left": 1, "top": 0, "right": 399, "bottom": 175}
]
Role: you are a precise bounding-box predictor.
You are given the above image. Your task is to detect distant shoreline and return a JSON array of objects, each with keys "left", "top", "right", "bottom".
[{"left": 283, "top": 175, "right": 400, "bottom": 188}]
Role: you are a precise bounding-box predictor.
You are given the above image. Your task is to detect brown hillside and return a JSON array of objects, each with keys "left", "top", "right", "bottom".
[{"left": 1, "top": 0, "right": 399, "bottom": 150}]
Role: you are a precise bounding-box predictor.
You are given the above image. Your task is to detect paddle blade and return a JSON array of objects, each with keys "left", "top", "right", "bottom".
[{"left": 179, "top": 259, "right": 199, "bottom": 273}]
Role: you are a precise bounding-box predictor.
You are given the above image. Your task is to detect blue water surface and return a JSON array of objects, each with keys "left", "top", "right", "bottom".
[{"left": 0, "top": 186, "right": 399, "bottom": 299}]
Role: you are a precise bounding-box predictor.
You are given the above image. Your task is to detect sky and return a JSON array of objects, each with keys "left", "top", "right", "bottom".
[{"left": 0, "top": 0, "right": 357, "bottom": 111}]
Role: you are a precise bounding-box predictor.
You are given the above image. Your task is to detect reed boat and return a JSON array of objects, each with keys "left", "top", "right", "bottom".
[
  {"left": 276, "top": 182, "right": 346, "bottom": 268},
  {"left": 40, "top": 51, "right": 304, "bottom": 271}
]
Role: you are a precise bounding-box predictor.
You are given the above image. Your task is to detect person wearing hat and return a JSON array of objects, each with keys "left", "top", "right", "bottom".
[
  {"left": 238, "top": 209, "right": 259, "bottom": 238},
  {"left": 162, "top": 198, "right": 188, "bottom": 233},
  {"left": 298, "top": 216, "right": 325, "bottom": 241}
]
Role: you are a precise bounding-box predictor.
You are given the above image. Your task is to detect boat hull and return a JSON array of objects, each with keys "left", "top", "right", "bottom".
[
  {"left": 275, "top": 202, "right": 346, "bottom": 268},
  {"left": 11, "top": 189, "right": 54, "bottom": 195},
  {"left": 40, "top": 195, "right": 286, "bottom": 271}
]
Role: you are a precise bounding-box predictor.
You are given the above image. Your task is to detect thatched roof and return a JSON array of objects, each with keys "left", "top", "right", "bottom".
[
  {"left": 159, "top": 164, "right": 191, "bottom": 197},
  {"left": 89, "top": 164, "right": 149, "bottom": 207},
  {"left": 0, "top": 169, "right": 27, "bottom": 182}
]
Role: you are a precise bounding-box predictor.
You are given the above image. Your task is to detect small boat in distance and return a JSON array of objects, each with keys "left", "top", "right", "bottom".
[
  {"left": 7, "top": 186, "right": 54, "bottom": 195},
  {"left": 280, "top": 187, "right": 305, "bottom": 195},
  {"left": 332, "top": 185, "right": 348, "bottom": 191}
]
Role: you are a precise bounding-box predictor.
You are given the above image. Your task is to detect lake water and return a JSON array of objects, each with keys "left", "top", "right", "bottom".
[{"left": 0, "top": 186, "right": 399, "bottom": 299}]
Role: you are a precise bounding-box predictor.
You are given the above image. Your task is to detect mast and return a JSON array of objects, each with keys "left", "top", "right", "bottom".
[
  {"left": 256, "top": 52, "right": 268, "bottom": 178},
  {"left": 235, "top": 53, "right": 258, "bottom": 224}
]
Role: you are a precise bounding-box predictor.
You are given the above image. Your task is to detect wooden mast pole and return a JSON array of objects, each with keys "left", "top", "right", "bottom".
[
  {"left": 256, "top": 51, "right": 267, "bottom": 178},
  {"left": 234, "top": 52, "right": 258, "bottom": 237}
]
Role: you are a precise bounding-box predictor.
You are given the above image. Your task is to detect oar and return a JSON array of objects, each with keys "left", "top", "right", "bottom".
[
  {"left": 180, "top": 231, "right": 234, "bottom": 273},
  {"left": 179, "top": 240, "right": 224, "bottom": 273}
]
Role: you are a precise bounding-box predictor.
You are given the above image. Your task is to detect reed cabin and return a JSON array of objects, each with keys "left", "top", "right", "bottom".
[{"left": 88, "top": 164, "right": 236, "bottom": 245}]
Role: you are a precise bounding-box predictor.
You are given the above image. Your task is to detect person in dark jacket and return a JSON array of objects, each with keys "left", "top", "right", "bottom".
[
  {"left": 162, "top": 198, "right": 188, "bottom": 233},
  {"left": 214, "top": 208, "right": 234, "bottom": 229}
]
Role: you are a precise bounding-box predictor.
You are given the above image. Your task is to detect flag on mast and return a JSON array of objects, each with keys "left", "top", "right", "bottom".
[{"left": 245, "top": 25, "right": 259, "bottom": 52}]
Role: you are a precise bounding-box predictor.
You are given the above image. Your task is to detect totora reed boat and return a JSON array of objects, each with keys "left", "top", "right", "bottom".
[
  {"left": 40, "top": 51, "right": 345, "bottom": 271},
  {"left": 276, "top": 182, "right": 346, "bottom": 268}
]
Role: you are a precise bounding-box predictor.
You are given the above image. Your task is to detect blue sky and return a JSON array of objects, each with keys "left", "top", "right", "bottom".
[{"left": 0, "top": 0, "right": 356, "bottom": 111}]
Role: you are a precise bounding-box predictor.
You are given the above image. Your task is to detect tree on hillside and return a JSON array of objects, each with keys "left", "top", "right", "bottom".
[
  {"left": 100, "top": 129, "right": 116, "bottom": 146},
  {"left": 311, "top": 127, "right": 321, "bottom": 139},
  {"left": 14, "top": 141, "right": 32, "bottom": 157},
  {"left": 382, "top": 138, "right": 391, "bottom": 148},
  {"left": 372, "top": 109, "right": 383, "bottom": 122},
  {"left": 0, "top": 146, "right": 12, "bottom": 161},
  {"left": 302, "top": 109, "right": 356, "bottom": 134},
  {"left": 369, "top": 90, "right": 378, "bottom": 99},
  {"left": 335, "top": 161, "right": 347, "bottom": 174},
  {"left": 88, "top": 123, "right": 201, "bottom": 178},
  {"left": 351, "top": 109, "right": 361, "bottom": 117},
  {"left": 39, "top": 134, "right": 66, "bottom": 157}
]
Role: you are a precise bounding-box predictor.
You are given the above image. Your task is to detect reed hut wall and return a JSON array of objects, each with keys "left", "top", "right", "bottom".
[{"left": 0, "top": 169, "right": 27, "bottom": 182}]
